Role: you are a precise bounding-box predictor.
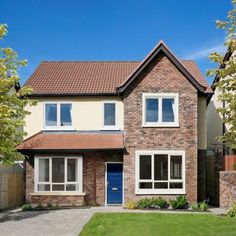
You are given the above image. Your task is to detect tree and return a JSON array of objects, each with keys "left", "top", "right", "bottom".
[
  {"left": 207, "top": 0, "right": 236, "bottom": 150},
  {"left": 0, "top": 24, "right": 36, "bottom": 165}
]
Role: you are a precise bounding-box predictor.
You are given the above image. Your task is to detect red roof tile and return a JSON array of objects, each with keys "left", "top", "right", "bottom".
[
  {"left": 26, "top": 61, "right": 139, "bottom": 95},
  {"left": 25, "top": 49, "right": 211, "bottom": 95},
  {"left": 17, "top": 132, "right": 124, "bottom": 151}
]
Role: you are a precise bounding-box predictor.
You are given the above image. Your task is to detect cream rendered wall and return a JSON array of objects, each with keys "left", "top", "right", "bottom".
[
  {"left": 207, "top": 51, "right": 235, "bottom": 151},
  {"left": 207, "top": 87, "right": 224, "bottom": 148},
  {"left": 24, "top": 96, "right": 124, "bottom": 138},
  {"left": 207, "top": 86, "right": 232, "bottom": 149},
  {"left": 198, "top": 96, "right": 207, "bottom": 150}
]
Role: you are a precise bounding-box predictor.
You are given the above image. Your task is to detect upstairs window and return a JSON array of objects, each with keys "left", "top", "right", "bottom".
[
  {"left": 103, "top": 102, "right": 117, "bottom": 129},
  {"left": 44, "top": 103, "right": 72, "bottom": 129},
  {"left": 142, "top": 93, "right": 179, "bottom": 127}
]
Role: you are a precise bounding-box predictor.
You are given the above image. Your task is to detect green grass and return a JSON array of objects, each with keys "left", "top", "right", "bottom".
[{"left": 80, "top": 213, "right": 236, "bottom": 236}]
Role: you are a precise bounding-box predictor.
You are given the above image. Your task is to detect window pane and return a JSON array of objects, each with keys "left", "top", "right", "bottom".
[
  {"left": 37, "top": 184, "right": 50, "bottom": 191},
  {"left": 170, "top": 182, "right": 183, "bottom": 189},
  {"left": 52, "top": 184, "right": 65, "bottom": 191},
  {"left": 60, "top": 104, "right": 72, "bottom": 126},
  {"left": 52, "top": 158, "right": 65, "bottom": 183},
  {"left": 146, "top": 98, "right": 158, "bottom": 122},
  {"left": 104, "top": 103, "right": 115, "bottom": 126},
  {"left": 67, "top": 159, "right": 77, "bottom": 182},
  {"left": 154, "top": 154, "right": 168, "bottom": 180},
  {"left": 45, "top": 104, "right": 57, "bottom": 126},
  {"left": 170, "top": 156, "right": 182, "bottom": 179},
  {"left": 38, "top": 159, "right": 49, "bottom": 182},
  {"left": 139, "top": 155, "right": 151, "bottom": 179},
  {"left": 66, "top": 184, "right": 77, "bottom": 191},
  {"left": 139, "top": 182, "right": 152, "bottom": 189},
  {"left": 154, "top": 182, "right": 168, "bottom": 189},
  {"left": 162, "top": 98, "right": 175, "bottom": 122}
]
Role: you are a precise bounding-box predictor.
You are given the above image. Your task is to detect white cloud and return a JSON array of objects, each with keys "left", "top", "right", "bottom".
[{"left": 183, "top": 44, "right": 226, "bottom": 60}]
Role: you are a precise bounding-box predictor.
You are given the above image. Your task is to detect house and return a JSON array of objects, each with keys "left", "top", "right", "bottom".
[
  {"left": 206, "top": 50, "right": 236, "bottom": 207},
  {"left": 17, "top": 41, "right": 212, "bottom": 206},
  {"left": 207, "top": 50, "right": 235, "bottom": 156},
  {"left": 206, "top": 49, "right": 236, "bottom": 207},
  {"left": 207, "top": 50, "right": 236, "bottom": 174}
]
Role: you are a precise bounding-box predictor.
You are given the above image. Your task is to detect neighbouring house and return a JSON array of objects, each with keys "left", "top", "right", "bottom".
[
  {"left": 207, "top": 50, "right": 235, "bottom": 156},
  {"left": 17, "top": 41, "right": 212, "bottom": 206},
  {"left": 207, "top": 50, "right": 236, "bottom": 208}
]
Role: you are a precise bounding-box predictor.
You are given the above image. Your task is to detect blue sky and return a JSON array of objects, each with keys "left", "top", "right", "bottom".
[{"left": 0, "top": 0, "right": 232, "bottom": 85}]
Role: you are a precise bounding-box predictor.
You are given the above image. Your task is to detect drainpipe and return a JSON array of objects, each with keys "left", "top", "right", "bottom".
[
  {"left": 93, "top": 157, "right": 97, "bottom": 205},
  {"left": 222, "top": 88, "right": 226, "bottom": 156}
]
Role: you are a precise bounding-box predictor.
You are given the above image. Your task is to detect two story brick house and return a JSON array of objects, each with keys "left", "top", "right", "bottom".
[{"left": 18, "top": 41, "right": 212, "bottom": 206}]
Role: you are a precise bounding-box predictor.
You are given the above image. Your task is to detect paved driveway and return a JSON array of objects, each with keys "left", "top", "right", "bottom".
[{"left": 0, "top": 207, "right": 94, "bottom": 236}]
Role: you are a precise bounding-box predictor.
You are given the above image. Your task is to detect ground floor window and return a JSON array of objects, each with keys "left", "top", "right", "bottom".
[
  {"left": 35, "top": 156, "right": 83, "bottom": 192},
  {"left": 135, "top": 150, "right": 185, "bottom": 194}
]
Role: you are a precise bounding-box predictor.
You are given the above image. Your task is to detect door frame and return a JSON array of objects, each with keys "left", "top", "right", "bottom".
[{"left": 105, "top": 162, "right": 124, "bottom": 206}]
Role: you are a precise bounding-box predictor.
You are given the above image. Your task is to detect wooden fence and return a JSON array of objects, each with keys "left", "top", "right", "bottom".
[
  {"left": 224, "top": 155, "right": 236, "bottom": 171},
  {"left": 0, "top": 164, "right": 24, "bottom": 210}
]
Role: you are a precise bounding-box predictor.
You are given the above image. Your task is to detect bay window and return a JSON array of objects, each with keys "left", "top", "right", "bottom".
[
  {"left": 142, "top": 93, "right": 179, "bottom": 127},
  {"left": 35, "top": 156, "right": 83, "bottom": 192},
  {"left": 44, "top": 102, "right": 73, "bottom": 129},
  {"left": 136, "top": 150, "right": 185, "bottom": 194}
]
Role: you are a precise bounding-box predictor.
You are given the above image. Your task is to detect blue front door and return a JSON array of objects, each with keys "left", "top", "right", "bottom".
[{"left": 107, "top": 163, "right": 123, "bottom": 204}]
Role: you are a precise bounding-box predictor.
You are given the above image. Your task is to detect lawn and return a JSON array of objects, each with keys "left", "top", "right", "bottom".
[{"left": 80, "top": 213, "right": 236, "bottom": 236}]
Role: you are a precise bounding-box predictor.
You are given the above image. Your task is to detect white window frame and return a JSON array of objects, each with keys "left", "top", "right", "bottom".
[
  {"left": 102, "top": 101, "right": 118, "bottom": 130},
  {"left": 34, "top": 156, "right": 83, "bottom": 193},
  {"left": 135, "top": 150, "right": 185, "bottom": 194},
  {"left": 142, "top": 93, "right": 179, "bottom": 127},
  {"left": 43, "top": 102, "right": 74, "bottom": 130}
]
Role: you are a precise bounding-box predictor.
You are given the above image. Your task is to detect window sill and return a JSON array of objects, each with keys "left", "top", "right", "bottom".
[
  {"left": 135, "top": 190, "right": 186, "bottom": 195},
  {"left": 101, "top": 127, "right": 120, "bottom": 131},
  {"left": 42, "top": 127, "right": 76, "bottom": 131},
  {"left": 142, "top": 123, "right": 179, "bottom": 128},
  {"left": 31, "top": 192, "right": 86, "bottom": 196}
]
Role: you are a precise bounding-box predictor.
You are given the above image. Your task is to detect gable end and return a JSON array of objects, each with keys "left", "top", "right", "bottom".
[{"left": 117, "top": 42, "right": 206, "bottom": 94}]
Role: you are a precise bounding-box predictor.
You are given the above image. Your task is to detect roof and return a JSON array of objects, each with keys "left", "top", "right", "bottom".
[
  {"left": 211, "top": 50, "right": 232, "bottom": 91},
  {"left": 117, "top": 41, "right": 211, "bottom": 94},
  {"left": 17, "top": 131, "right": 124, "bottom": 152},
  {"left": 25, "top": 41, "right": 212, "bottom": 96}
]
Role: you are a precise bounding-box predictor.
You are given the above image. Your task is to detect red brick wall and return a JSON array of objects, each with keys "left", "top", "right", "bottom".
[
  {"left": 220, "top": 171, "right": 236, "bottom": 208},
  {"left": 123, "top": 53, "right": 198, "bottom": 202},
  {"left": 30, "top": 195, "right": 85, "bottom": 206},
  {"left": 83, "top": 151, "right": 122, "bottom": 205},
  {"left": 25, "top": 152, "right": 122, "bottom": 206}
]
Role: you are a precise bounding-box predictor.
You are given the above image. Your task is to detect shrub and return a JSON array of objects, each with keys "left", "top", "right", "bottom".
[
  {"left": 191, "top": 202, "right": 199, "bottom": 211},
  {"left": 199, "top": 201, "right": 209, "bottom": 211},
  {"left": 21, "top": 204, "right": 32, "bottom": 212},
  {"left": 170, "top": 196, "right": 189, "bottom": 209},
  {"left": 191, "top": 201, "right": 209, "bottom": 211},
  {"left": 125, "top": 200, "right": 138, "bottom": 209},
  {"left": 150, "top": 197, "right": 168, "bottom": 209},
  {"left": 137, "top": 198, "right": 152, "bottom": 209},
  {"left": 227, "top": 204, "right": 236, "bottom": 217},
  {"left": 47, "top": 202, "right": 53, "bottom": 208},
  {"left": 36, "top": 203, "right": 43, "bottom": 209}
]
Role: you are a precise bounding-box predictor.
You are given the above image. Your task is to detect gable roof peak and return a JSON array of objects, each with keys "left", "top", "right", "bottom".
[{"left": 117, "top": 40, "right": 210, "bottom": 94}]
